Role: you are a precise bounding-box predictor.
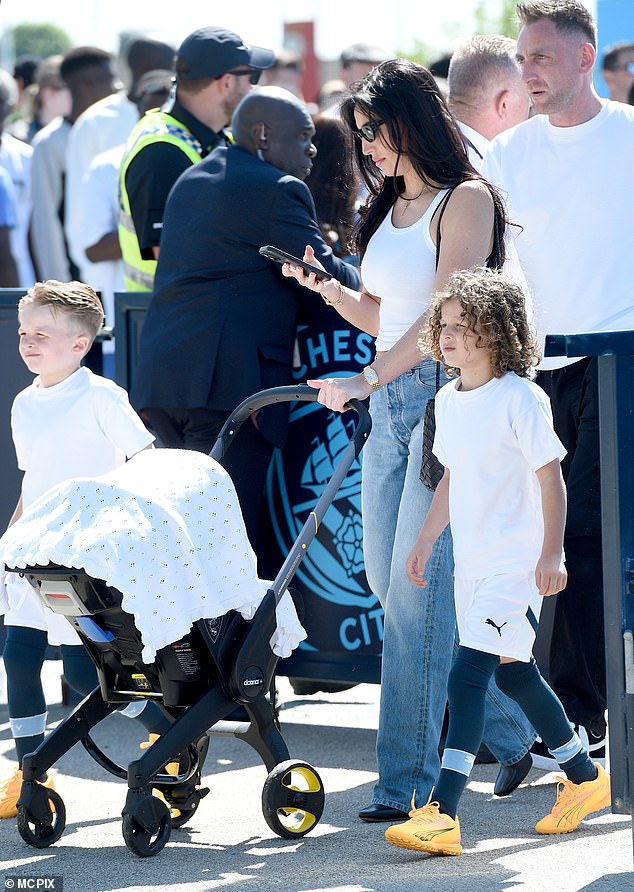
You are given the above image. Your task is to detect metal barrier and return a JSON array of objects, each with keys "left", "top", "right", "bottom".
[{"left": 545, "top": 330, "right": 634, "bottom": 855}]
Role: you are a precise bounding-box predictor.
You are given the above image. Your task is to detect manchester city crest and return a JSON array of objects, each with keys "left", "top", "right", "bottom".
[{"left": 264, "top": 311, "right": 383, "bottom": 682}]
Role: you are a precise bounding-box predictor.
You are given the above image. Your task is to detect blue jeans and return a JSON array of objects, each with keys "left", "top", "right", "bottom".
[{"left": 362, "top": 359, "right": 535, "bottom": 811}]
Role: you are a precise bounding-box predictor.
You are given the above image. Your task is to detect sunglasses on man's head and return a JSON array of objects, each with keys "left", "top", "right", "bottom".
[
  {"left": 353, "top": 118, "right": 385, "bottom": 142},
  {"left": 229, "top": 68, "right": 262, "bottom": 85}
]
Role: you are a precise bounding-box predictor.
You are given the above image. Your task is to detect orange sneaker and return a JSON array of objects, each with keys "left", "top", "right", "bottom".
[
  {"left": 139, "top": 733, "right": 180, "bottom": 776},
  {"left": 0, "top": 767, "right": 55, "bottom": 819},
  {"left": 535, "top": 763, "right": 611, "bottom": 835},
  {"left": 385, "top": 798, "right": 462, "bottom": 856},
  {"left": 140, "top": 734, "right": 181, "bottom": 820}
]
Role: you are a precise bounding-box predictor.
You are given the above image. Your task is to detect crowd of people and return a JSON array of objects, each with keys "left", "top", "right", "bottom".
[{"left": 1, "top": 0, "right": 633, "bottom": 859}]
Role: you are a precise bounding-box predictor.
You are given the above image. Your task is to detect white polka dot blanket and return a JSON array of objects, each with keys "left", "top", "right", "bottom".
[{"left": 0, "top": 448, "right": 306, "bottom": 663}]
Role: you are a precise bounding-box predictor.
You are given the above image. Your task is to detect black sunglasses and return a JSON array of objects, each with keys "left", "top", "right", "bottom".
[
  {"left": 353, "top": 118, "right": 385, "bottom": 142},
  {"left": 229, "top": 68, "right": 262, "bottom": 85}
]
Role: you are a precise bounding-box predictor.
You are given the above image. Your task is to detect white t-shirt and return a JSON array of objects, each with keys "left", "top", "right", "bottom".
[
  {"left": 5, "top": 367, "right": 153, "bottom": 644},
  {"left": 458, "top": 120, "right": 531, "bottom": 316},
  {"left": 30, "top": 117, "right": 73, "bottom": 281},
  {"left": 361, "top": 189, "right": 449, "bottom": 352},
  {"left": 64, "top": 92, "right": 138, "bottom": 279},
  {"left": 482, "top": 102, "right": 634, "bottom": 370},
  {"left": 12, "top": 366, "right": 153, "bottom": 509},
  {"left": 458, "top": 121, "right": 490, "bottom": 166},
  {"left": 74, "top": 144, "right": 126, "bottom": 335},
  {"left": 433, "top": 372, "right": 565, "bottom": 579}
]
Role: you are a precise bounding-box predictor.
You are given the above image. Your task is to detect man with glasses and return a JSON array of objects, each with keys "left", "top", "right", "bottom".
[
  {"left": 601, "top": 41, "right": 634, "bottom": 103},
  {"left": 118, "top": 26, "right": 274, "bottom": 292}
]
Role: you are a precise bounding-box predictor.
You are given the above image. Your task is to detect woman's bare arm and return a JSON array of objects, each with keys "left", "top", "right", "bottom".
[{"left": 309, "top": 182, "right": 496, "bottom": 410}]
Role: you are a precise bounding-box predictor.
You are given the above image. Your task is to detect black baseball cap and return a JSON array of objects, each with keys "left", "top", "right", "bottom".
[{"left": 175, "top": 26, "right": 275, "bottom": 79}]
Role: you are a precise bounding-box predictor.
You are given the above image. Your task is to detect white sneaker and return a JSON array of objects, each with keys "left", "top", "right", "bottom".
[{"left": 530, "top": 724, "right": 606, "bottom": 771}]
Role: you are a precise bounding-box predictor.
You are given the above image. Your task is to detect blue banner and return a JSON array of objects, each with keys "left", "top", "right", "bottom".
[{"left": 264, "top": 299, "right": 383, "bottom": 682}]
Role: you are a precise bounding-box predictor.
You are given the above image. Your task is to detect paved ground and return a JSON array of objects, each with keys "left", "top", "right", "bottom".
[{"left": 0, "top": 665, "right": 633, "bottom": 892}]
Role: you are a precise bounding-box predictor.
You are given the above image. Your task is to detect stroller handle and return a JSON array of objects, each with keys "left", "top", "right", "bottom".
[
  {"left": 209, "top": 385, "right": 371, "bottom": 463},
  {"left": 209, "top": 384, "right": 372, "bottom": 604}
]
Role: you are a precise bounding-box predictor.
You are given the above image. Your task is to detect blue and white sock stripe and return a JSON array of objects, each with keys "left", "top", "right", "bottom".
[
  {"left": 10, "top": 712, "right": 47, "bottom": 738},
  {"left": 440, "top": 747, "right": 476, "bottom": 776},
  {"left": 549, "top": 730, "right": 583, "bottom": 763}
]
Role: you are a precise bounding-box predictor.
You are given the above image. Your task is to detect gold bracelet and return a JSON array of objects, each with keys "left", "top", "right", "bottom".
[{"left": 322, "top": 279, "right": 345, "bottom": 307}]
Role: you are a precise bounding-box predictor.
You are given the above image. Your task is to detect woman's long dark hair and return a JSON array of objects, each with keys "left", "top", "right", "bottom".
[{"left": 340, "top": 58, "right": 508, "bottom": 261}]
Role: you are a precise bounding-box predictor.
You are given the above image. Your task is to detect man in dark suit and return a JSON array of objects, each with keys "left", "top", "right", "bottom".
[{"left": 131, "top": 86, "right": 360, "bottom": 546}]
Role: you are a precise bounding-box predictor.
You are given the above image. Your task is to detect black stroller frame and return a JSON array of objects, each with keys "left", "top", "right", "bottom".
[{"left": 7, "top": 386, "right": 370, "bottom": 857}]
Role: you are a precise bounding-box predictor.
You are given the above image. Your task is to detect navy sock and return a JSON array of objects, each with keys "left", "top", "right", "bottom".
[
  {"left": 495, "top": 658, "right": 596, "bottom": 784},
  {"left": 60, "top": 644, "right": 99, "bottom": 697},
  {"left": 122, "top": 701, "right": 172, "bottom": 735},
  {"left": 4, "top": 627, "right": 48, "bottom": 766},
  {"left": 435, "top": 647, "right": 499, "bottom": 818},
  {"left": 14, "top": 731, "right": 45, "bottom": 766},
  {"left": 559, "top": 749, "right": 598, "bottom": 784}
]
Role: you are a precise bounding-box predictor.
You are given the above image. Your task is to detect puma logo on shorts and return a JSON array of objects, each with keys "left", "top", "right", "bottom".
[{"left": 485, "top": 618, "right": 507, "bottom": 636}]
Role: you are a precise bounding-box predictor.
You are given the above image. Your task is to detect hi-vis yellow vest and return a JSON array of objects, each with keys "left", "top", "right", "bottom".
[{"left": 118, "top": 110, "right": 203, "bottom": 292}]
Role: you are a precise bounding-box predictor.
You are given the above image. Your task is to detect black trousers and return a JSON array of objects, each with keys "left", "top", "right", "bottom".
[
  {"left": 536, "top": 358, "right": 606, "bottom": 732},
  {"left": 141, "top": 407, "right": 273, "bottom": 567}
]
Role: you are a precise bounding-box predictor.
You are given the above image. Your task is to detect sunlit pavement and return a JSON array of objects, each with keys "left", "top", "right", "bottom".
[{"left": 0, "top": 665, "right": 632, "bottom": 892}]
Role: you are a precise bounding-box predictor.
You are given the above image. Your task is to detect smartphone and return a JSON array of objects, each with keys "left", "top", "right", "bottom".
[{"left": 259, "top": 245, "right": 333, "bottom": 281}]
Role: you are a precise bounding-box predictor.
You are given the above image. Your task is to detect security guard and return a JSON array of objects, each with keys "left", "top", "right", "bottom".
[{"left": 118, "top": 26, "right": 274, "bottom": 291}]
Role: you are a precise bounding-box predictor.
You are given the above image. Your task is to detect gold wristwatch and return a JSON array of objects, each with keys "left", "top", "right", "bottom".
[{"left": 363, "top": 365, "right": 380, "bottom": 392}]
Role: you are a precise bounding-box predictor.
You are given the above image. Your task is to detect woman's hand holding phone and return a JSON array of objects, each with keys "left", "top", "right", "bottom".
[
  {"left": 259, "top": 244, "right": 331, "bottom": 279},
  {"left": 274, "top": 245, "right": 337, "bottom": 298}
]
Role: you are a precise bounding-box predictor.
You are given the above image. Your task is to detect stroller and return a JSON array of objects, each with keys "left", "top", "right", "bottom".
[{"left": 1, "top": 386, "right": 370, "bottom": 857}]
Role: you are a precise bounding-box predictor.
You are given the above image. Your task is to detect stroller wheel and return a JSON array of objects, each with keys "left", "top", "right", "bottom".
[
  {"left": 122, "top": 797, "right": 171, "bottom": 857},
  {"left": 17, "top": 787, "right": 66, "bottom": 849},
  {"left": 262, "top": 759, "right": 325, "bottom": 838}
]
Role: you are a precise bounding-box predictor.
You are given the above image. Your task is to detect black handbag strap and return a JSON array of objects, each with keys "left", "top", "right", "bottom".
[
  {"left": 431, "top": 185, "right": 460, "bottom": 394},
  {"left": 434, "top": 184, "right": 459, "bottom": 272},
  {"left": 434, "top": 182, "right": 503, "bottom": 272},
  {"left": 431, "top": 181, "right": 502, "bottom": 394},
  {"left": 490, "top": 212, "right": 503, "bottom": 269},
  {"left": 430, "top": 187, "right": 461, "bottom": 394}
]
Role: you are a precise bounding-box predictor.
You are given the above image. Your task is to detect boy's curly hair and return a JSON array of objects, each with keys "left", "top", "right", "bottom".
[
  {"left": 420, "top": 267, "right": 541, "bottom": 379},
  {"left": 19, "top": 280, "right": 104, "bottom": 342}
]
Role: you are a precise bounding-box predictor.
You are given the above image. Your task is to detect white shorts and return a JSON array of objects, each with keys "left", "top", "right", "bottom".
[{"left": 454, "top": 571, "right": 542, "bottom": 662}]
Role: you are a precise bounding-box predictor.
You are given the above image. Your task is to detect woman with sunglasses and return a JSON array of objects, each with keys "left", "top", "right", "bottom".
[{"left": 282, "top": 58, "right": 519, "bottom": 822}]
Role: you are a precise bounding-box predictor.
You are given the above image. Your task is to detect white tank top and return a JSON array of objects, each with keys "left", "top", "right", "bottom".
[{"left": 361, "top": 189, "right": 449, "bottom": 352}]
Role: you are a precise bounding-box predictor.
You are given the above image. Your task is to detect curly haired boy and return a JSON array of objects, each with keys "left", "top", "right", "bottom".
[{"left": 387, "top": 267, "right": 610, "bottom": 856}]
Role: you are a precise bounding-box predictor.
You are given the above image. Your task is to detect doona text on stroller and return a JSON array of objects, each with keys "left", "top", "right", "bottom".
[{"left": 0, "top": 386, "right": 370, "bottom": 857}]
